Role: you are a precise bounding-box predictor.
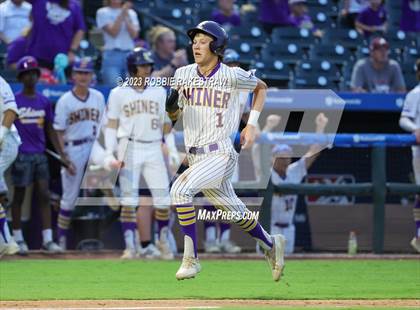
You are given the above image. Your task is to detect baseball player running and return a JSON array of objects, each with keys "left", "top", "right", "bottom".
[
  {"left": 0, "top": 75, "right": 20, "bottom": 257},
  {"left": 167, "top": 21, "right": 286, "bottom": 281},
  {"left": 202, "top": 48, "right": 250, "bottom": 254},
  {"left": 10, "top": 56, "right": 71, "bottom": 255},
  {"left": 399, "top": 59, "right": 420, "bottom": 252},
  {"left": 105, "top": 47, "right": 173, "bottom": 260},
  {"left": 53, "top": 59, "right": 104, "bottom": 250},
  {"left": 270, "top": 113, "right": 328, "bottom": 254}
]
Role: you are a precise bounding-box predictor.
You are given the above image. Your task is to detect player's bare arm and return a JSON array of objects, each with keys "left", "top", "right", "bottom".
[
  {"left": 45, "top": 122, "right": 75, "bottom": 173},
  {"left": 0, "top": 109, "right": 18, "bottom": 149},
  {"left": 304, "top": 113, "right": 329, "bottom": 169},
  {"left": 55, "top": 129, "right": 76, "bottom": 175},
  {"left": 104, "top": 118, "right": 119, "bottom": 154},
  {"left": 240, "top": 78, "right": 267, "bottom": 149},
  {"left": 399, "top": 116, "right": 420, "bottom": 143}
]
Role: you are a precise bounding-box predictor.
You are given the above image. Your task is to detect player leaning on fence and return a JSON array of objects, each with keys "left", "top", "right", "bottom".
[{"left": 399, "top": 58, "right": 420, "bottom": 253}]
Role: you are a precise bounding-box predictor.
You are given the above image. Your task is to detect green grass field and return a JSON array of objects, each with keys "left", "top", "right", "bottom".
[{"left": 0, "top": 259, "right": 419, "bottom": 302}]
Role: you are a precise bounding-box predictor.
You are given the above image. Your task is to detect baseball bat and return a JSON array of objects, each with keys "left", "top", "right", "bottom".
[{"left": 45, "top": 148, "right": 70, "bottom": 168}]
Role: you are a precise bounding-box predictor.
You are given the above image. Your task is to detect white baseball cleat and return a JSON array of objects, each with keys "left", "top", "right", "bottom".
[
  {"left": 410, "top": 237, "right": 420, "bottom": 253},
  {"left": 220, "top": 240, "right": 241, "bottom": 254},
  {"left": 120, "top": 248, "right": 137, "bottom": 260},
  {"left": 0, "top": 243, "right": 8, "bottom": 258},
  {"left": 204, "top": 240, "right": 221, "bottom": 253},
  {"left": 264, "top": 234, "right": 286, "bottom": 282},
  {"left": 138, "top": 244, "right": 161, "bottom": 259},
  {"left": 156, "top": 228, "right": 174, "bottom": 260},
  {"left": 42, "top": 241, "right": 64, "bottom": 254},
  {"left": 58, "top": 236, "right": 67, "bottom": 251},
  {"left": 16, "top": 240, "right": 29, "bottom": 255},
  {"left": 6, "top": 239, "right": 20, "bottom": 256},
  {"left": 175, "top": 256, "right": 201, "bottom": 280}
]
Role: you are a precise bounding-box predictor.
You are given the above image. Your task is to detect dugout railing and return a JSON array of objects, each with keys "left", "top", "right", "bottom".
[{"left": 232, "top": 132, "right": 420, "bottom": 254}]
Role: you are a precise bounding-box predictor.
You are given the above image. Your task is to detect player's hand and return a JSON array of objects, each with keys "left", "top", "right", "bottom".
[
  {"left": 315, "top": 113, "right": 329, "bottom": 132},
  {"left": 264, "top": 114, "right": 281, "bottom": 132},
  {"left": 172, "top": 49, "right": 188, "bottom": 68},
  {"left": 65, "top": 161, "right": 77, "bottom": 176},
  {"left": 104, "top": 154, "right": 124, "bottom": 171},
  {"left": 415, "top": 129, "right": 420, "bottom": 144},
  {"left": 240, "top": 124, "right": 257, "bottom": 150},
  {"left": 168, "top": 109, "right": 181, "bottom": 121}
]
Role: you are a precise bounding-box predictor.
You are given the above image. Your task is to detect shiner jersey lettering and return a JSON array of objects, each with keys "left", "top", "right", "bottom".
[{"left": 174, "top": 62, "right": 257, "bottom": 147}]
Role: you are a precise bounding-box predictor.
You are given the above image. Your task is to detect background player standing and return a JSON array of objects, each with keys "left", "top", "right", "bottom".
[
  {"left": 53, "top": 59, "right": 104, "bottom": 250},
  {"left": 167, "top": 21, "right": 285, "bottom": 281},
  {"left": 105, "top": 47, "right": 173, "bottom": 260},
  {"left": 270, "top": 113, "right": 328, "bottom": 254},
  {"left": 10, "top": 56, "right": 71, "bottom": 255},
  {"left": 0, "top": 75, "right": 20, "bottom": 257},
  {"left": 399, "top": 59, "right": 420, "bottom": 253}
]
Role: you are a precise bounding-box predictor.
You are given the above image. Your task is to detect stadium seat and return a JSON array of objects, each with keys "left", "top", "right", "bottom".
[
  {"left": 77, "top": 40, "right": 99, "bottom": 60},
  {"left": 251, "top": 60, "right": 292, "bottom": 88},
  {"left": 293, "top": 72, "right": 339, "bottom": 90},
  {"left": 228, "top": 24, "right": 269, "bottom": 47},
  {"left": 155, "top": 0, "right": 198, "bottom": 10},
  {"left": 271, "top": 27, "right": 316, "bottom": 49},
  {"left": 385, "top": 31, "right": 417, "bottom": 54},
  {"left": 261, "top": 42, "right": 307, "bottom": 66},
  {"left": 227, "top": 40, "right": 260, "bottom": 65},
  {"left": 403, "top": 47, "right": 420, "bottom": 65},
  {"left": 295, "top": 60, "right": 341, "bottom": 82},
  {"left": 149, "top": 7, "right": 195, "bottom": 30},
  {"left": 322, "top": 29, "right": 365, "bottom": 51},
  {"left": 309, "top": 44, "right": 353, "bottom": 65},
  {"left": 355, "top": 45, "right": 402, "bottom": 63},
  {"left": 1, "top": 68, "right": 17, "bottom": 83}
]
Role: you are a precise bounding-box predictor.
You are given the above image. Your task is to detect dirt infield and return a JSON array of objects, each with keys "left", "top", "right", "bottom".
[
  {"left": 1, "top": 299, "right": 420, "bottom": 309},
  {"left": 3, "top": 250, "right": 420, "bottom": 261}
]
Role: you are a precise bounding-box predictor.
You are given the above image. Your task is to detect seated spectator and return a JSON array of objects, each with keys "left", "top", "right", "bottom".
[
  {"left": 147, "top": 25, "right": 187, "bottom": 79},
  {"left": 400, "top": 0, "right": 420, "bottom": 33},
  {"left": 355, "top": 0, "right": 387, "bottom": 37},
  {"left": 0, "top": 0, "right": 31, "bottom": 44},
  {"left": 350, "top": 37, "right": 406, "bottom": 93},
  {"left": 211, "top": 0, "right": 241, "bottom": 28},
  {"left": 288, "top": 0, "right": 323, "bottom": 38},
  {"left": 25, "top": 0, "right": 85, "bottom": 69},
  {"left": 340, "top": 0, "right": 369, "bottom": 28},
  {"left": 96, "top": 0, "right": 140, "bottom": 86},
  {"left": 258, "top": 0, "right": 291, "bottom": 34}
]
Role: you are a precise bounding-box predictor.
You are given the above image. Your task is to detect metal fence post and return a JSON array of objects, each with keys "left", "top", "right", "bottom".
[
  {"left": 371, "top": 146, "right": 386, "bottom": 253},
  {"left": 259, "top": 143, "right": 273, "bottom": 232}
]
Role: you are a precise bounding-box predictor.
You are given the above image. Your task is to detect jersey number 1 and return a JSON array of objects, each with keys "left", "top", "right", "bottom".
[{"left": 216, "top": 112, "right": 223, "bottom": 128}]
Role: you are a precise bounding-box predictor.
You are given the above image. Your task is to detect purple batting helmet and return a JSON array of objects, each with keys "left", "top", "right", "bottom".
[
  {"left": 126, "top": 47, "right": 154, "bottom": 75},
  {"left": 16, "top": 56, "right": 41, "bottom": 78},
  {"left": 187, "top": 21, "right": 228, "bottom": 57},
  {"left": 72, "top": 58, "right": 94, "bottom": 73}
]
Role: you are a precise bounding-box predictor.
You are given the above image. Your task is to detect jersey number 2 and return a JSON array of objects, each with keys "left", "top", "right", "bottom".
[{"left": 216, "top": 112, "right": 223, "bottom": 128}]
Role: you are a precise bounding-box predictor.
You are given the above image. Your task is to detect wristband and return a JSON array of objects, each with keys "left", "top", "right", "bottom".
[{"left": 247, "top": 110, "right": 260, "bottom": 127}]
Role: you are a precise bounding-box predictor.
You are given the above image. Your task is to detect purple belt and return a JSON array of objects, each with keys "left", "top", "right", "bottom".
[{"left": 188, "top": 143, "right": 219, "bottom": 154}]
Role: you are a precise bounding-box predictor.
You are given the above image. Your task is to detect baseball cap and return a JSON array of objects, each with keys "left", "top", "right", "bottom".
[
  {"left": 289, "top": 0, "right": 307, "bottom": 4},
  {"left": 72, "top": 58, "right": 94, "bottom": 73},
  {"left": 16, "top": 56, "right": 41, "bottom": 77},
  {"left": 272, "top": 144, "right": 293, "bottom": 156},
  {"left": 369, "top": 37, "right": 389, "bottom": 51}
]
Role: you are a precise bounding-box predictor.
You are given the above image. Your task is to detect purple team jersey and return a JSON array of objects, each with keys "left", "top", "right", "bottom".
[
  {"left": 211, "top": 9, "right": 241, "bottom": 26},
  {"left": 400, "top": 0, "right": 420, "bottom": 32},
  {"left": 14, "top": 91, "right": 54, "bottom": 154},
  {"left": 26, "top": 0, "right": 86, "bottom": 64},
  {"left": 258, "top": 0, "right": 290, "bottom": 25},
  {"left": 357, "top": 5, "right": 387, "bottom": 27}
]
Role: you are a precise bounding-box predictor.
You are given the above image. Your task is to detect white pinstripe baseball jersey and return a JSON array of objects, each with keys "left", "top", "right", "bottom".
[
  {"left": 271, "top": 158, "right": 307, "bottom": 225},
  {"left": 401, "top": 83, "right": 420, "bottom": 156},
  {"left": 0, "top": 75, "right": 19, "bottom": 132},
  {"left": 107, "top": 86, "right": 168, "bottom": 141},
  {"left": 53, "top": 88, "right": 105, "bottom": 142},
  {"left": 174, "top": 62, "right": 257, "bottom": 148}
]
